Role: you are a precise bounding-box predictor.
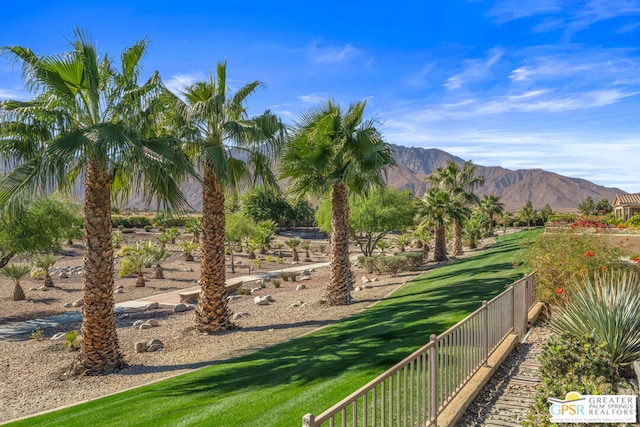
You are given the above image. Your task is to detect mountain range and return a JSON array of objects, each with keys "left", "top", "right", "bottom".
[
  {"left": 125, "top": 144, "right": 626, "bottom": 213},
  {"left": 387, "top": 144, "right": 625, "bottom": 212}
]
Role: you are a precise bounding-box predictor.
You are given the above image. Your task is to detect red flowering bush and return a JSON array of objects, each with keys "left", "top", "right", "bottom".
[{"left": 524, "top": 231, "right": 636, "bottom": 306}]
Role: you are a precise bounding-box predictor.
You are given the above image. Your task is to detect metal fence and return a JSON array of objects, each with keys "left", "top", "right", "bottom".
[{"left": 302, "top": 273, "right": 536, "bottom": 427}]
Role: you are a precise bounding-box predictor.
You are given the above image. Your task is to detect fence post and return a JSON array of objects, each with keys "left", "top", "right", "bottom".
[
  {"left": 482, "top": 301, "right": 488, "bottom": 366},
  {"left": 302, "top": 413, "right": 315, "bottom": 427},
  {"left": 429, "top": 334, "right": 438, "bottom": 427}
]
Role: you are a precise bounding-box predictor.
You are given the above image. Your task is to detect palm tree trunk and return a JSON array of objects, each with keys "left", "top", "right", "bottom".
[
  {"left": 196, "top": 167, "right": 234, "bottom": 333},
  {"left": 433, "top": 226, "right": 448, "bottom": 262},
  {"left": 44, "top": 271, "right": 53, "bottom": 287},
  {"left": 154, "top": 265, "right": 164, "bottom": 279},
  {"left": 13, "top": 282, "right": 25, "bottom": 301},
  {"left": 228, "top": 242, "right": 235, "bottom": 274},
  {"left": 77, "top": 160, "right": 124, "bottom": 375},
  {"left": 135, "top": 271, "right": 145, "bottom": 287},
  {"left": 292, "top": 248, "right": 299, "bottom": 262},
  {"left": 326, "top": 183, "right": 354, "bottom": 305},
  {"left": 452, "top": 220, "right": 463, "bottom": 256}
]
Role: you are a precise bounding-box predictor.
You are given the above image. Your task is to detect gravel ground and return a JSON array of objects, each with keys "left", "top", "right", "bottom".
[{"left": 0, "top": 267, "right": 415, "bottom": 423}]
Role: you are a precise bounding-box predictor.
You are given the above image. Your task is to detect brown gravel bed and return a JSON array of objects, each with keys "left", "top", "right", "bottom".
[{"left": 0, "top": 267, "right": 414, "bottom": 423}]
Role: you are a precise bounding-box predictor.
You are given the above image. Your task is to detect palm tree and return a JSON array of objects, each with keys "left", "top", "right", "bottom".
[
  {"left": 394, "top": 233, "right": 411, "bottom": 252},
  {"left": 479, "top": 194, "right": 504, "bottom": 234},
  {"left": 0, "top": 30, "right": 191, "bottom": 374},
  {"left": 33, "top": 254, "right": 58, "bottom": 287},
  {"left": 420, "top": 188, "right": 470, "bottom": 262},
  {"left": 301, "top": 241, "right": 312, "bottom": 261},
  {"left": 119, "top": 244, "right": 154, "bottom": 287},
  {"left": 428, "top": 161, "right": 484, "bottom": 256},
  {"left": 144, "top": 242, "right": 170, "bottom": 279},
  {"left": 285, "top": 237, "right": 302, "bottom": 262},
  {"left": 282, "top": 100, "right": 395, "bottom": 305},
  {"left": 177, "top": 60, "right": 285, "bottom": 333},
  {"left": 177, "top": 239, "right": 199, "bottom": 262},
  {"left": 1, "top": 263, "right": 31, "bottom": 301}
]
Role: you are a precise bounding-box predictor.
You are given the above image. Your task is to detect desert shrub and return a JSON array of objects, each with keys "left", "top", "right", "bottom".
[
  {"left": 237, "top": 288, "right": 251, "bottom": 295},
  {"left": 523, "top": 333, "right": 619, "bottom": 427},
  {"left": 357, "top": 255, "right": 378, "bottom": 274},
  {"left": 31, "top": 327, "right": 44, "bottom": 341},
  {"left": 143, "top": 225, "right": 153, "bottom": 232},
  {"left": 403, "top": 251, "right": 426, "bottom": 270},
  {"left": 272, "top": 279, "right": 281, "bottom": 288},
  {"left": 120, "top": 227, "right": 135, "bottom": 234},
  {"left": 552, "top": 270, "right": 640, "bottom": 366},
  {"left": 628, "top": 213, "right": 640, "bottom": 228},
  {"left": 279, "top": 272, "right": 290, "bottom": 281},
  {"left": 65, "top": 330, "right": 80, "bottom": 351},
  {"left": 523, "top": 231, "right": 632, "bottom": 305},
  {"left": 376, "top": 256, "right": 407, "bottom": 277}
]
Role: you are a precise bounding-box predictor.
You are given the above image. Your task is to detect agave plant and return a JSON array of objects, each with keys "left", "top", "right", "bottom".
[{"left": 552, "top": 270, "right": 640, "bottom": 366}]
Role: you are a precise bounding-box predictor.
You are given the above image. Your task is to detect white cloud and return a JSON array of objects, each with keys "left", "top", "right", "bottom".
[
  {"left": 309, "top": 42, "right": 362, "bottom": 64},
  {"left": 444, "top": 48, "right": 503, "bottom": 90},
  {"left": 164, "top": 72, "right": 204, "bottom": 94},
  {"left": 0, "top": 88, "right": 29, "bottom": 100},
  {"left": 488, "top": 0, "right": 562, "bottom": 24},
  {"left": 298, "top": 93, "right": 329, "bottom": 104}
]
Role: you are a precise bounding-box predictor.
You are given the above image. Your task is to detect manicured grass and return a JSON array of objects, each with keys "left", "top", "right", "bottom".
[{"left": 12, "top": 230, "right": 540, "bottom": 427}]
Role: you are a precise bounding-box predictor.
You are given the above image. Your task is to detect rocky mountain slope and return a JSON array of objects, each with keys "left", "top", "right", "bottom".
[{"left": 388, "top": 144, "right": 624, "bottom": 212}]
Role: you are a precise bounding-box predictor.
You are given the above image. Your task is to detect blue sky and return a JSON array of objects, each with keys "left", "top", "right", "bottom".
[{"left": 1, "top": 0, "right": 639, "bottom": 193}]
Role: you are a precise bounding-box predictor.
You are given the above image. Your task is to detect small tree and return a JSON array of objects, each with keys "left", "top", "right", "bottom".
[
  {"left": 165, "top": 227, "right": 180, "bottom": 244},
  {"left": 394, "top": 234, "right": 411, "bottom": 252},
  {"left": 301, "top": 241, "right": 312, "bottom": 261},
  {"left": 177, "top": 239, "right": 199, "bottom": 262},
  {"left": 144, "top": 243, "right": 170, "bottom": 279},
  {"left": 184, "top": 217, "right": 202, "bottom": 242},
  {"left": 275, "top": 242, "right": 285, "bottom": 260},
  {"left": 376, "top": 239, "right": 391, "bottom": 255},
  {"left": 286, "top": 237, "right": 301, "bottom": 262},
  {"left": 33, "top": 254, "right": 58, "bottom": 287},
  {"left": 157, "top": 232, "right": 170, "bottom": 248},
  {"left": 2, "top": 264, "right": 31, "bottom": 300},
  {"left": 118, "top": 244, "right": 153, "bottom": 287},
  {"left": 225, "top": 212, "right": 257, "bottom": 273},
  {"left": 578, "top": 196, "right": 596, "bottom": 216}
]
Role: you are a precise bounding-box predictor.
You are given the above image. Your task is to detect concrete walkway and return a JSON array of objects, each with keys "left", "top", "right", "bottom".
[{"left": 0, "top": 261, "right": 330, "bottom": 341}]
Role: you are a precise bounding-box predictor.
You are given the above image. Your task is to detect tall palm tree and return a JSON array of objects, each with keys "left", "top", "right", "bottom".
[
  {"left": 0, "top": 30, "right": 191, "bottom": 374},
  {"left": 177, "top": 61, "right": 285, "bottom": 333},
  {"left": 428, "top": 161, "right": 484, "bottom": 256},
  {"left": 420, "top": 188, "right": 470, "bottom": 262},
  {"left": 282, "top": 100, "right": 395, "bottom": 305},
  {"left": 479, "top": 194, "right": 504, "bottom": 234}
]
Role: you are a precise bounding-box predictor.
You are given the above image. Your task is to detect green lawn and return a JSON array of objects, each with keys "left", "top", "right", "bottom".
[{"left": 12, "top": 229, "right": 540, "bottom": 427}]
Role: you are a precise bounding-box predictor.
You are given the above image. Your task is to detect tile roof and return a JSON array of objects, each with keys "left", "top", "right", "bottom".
[{"left": 614, "top": 193, "right": 640, "bottom": 206}]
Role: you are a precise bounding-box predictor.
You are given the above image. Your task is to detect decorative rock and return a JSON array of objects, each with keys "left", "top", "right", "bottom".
[
  {"left": 63, "top": 302, "right": 72, "bottom": 308},
  {"left": 302, "top": 269, "right": 311, "bottom": 276},
  {"left": 148, "top": 338, "right": 163, "bottom": 347},
  {"left": 37, "top": 286, "right": 48, "bottom": 291},
  {"left": 147, "top": 343, "right": 163, "bottom": 352},
  {"left": 135, "top": 341, "right": 147, "bottom": 353},
  {"left": 59, "top": 272, "right": 69, "bottom": 279},
  {"left": 250, "top": 287, "right": 262, "bottom": 293},
  {"left": 354, "top": 286, "right": 362, "bottom": 292},
  {"left": 115, "top": 285, "right": 124, "bottom": 290},
  {"left": 361, "top": 276, "right": 370, "bottom": 283},
  {"left": 254, "top": 296, "right": 270, "bottom": 305},
  {"left": 265, "top": 295, "right": 275, "bottom": 302},
  {"left": 227, "top": 295, "right": 241, "bottom": 301},
  {"left": 29, "top": 287, "right": 38, "bottom": 291},
  {"left": 146, "top": 319, "right": 160, "bottom": 327},
  {"left": 133, "top": 320, "right": 146, "bottom": 328},
  {"left": 291, "top": 261, "right": 298, "bottom": 265},
  {"left": 296, "top": 284, "right": 306, "bottom": 291},
  {"left": 115, "top": 288, "right": 124, "bottom": 294},
  {"left": 71, "top": 299, "right": 83, "bottom": 307},
  {"left": 298, "top": 275, "right": 310, "bottom": 281},
  {"left": 144, "top": 302, "right": 159, "bottom": 310},
  {"left": 50, "top": 332, "right": 66, "bottom": 341},
  {"left": 138, "top": 323, "right": 152, "bottom": 330},
  {"left": 290, "top": 301, "right": 305, "bottom": 308},
  {"left": 371, "top": 277, "right": 378, "bottom": 282},
  {"left": 173, "top": 303, "right": 189, "bottom": 313},
  {"left": 232, "top": 312, "right": 250, "bottom": 320}
]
